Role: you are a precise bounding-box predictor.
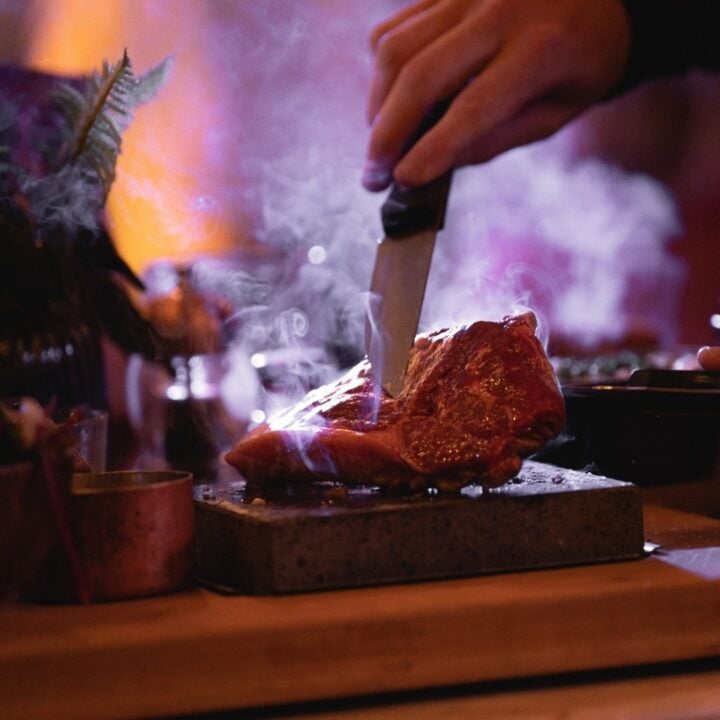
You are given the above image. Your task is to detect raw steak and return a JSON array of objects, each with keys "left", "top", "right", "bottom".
[{"left": 225, "top": 313, "right": 565, "bottom": 492}]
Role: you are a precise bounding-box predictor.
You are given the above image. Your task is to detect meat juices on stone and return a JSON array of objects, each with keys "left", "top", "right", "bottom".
[{"left": 225, "top": 313, "right": 565, "bottom": 492}]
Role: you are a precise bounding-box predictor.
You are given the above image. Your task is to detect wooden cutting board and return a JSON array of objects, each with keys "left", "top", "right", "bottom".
[
  {"left": 1, "top": 503, "right": 720, "bottom": 720},
  {"left": 194, "top": 461, "right": 644, "bottom": 593}
]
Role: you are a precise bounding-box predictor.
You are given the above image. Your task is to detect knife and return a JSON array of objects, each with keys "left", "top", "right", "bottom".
[{"left": 366, "top": 158, "right": 453, "bottom": 397}]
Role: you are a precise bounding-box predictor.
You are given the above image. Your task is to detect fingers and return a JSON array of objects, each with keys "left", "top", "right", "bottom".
[
  {"left": 463, "top": 97, "right": 582, "bottom": 162},
  {"left": 363, "top": 0, "right": 634, "bottom": 192},
  {"left": 364, "top": 7, "right": 500, "bottom": 190},
  {"left": 385, "top": 32, "right": 571, "bottom": 187},
  {"left": 368, "top": 0, "right": 440, "bottom": 53},
  {"left": 367, "top": 0, "right": 464, "bottom": 124},
  {"left": 396, "top": 97, "right": 579, "bottom": 185}
]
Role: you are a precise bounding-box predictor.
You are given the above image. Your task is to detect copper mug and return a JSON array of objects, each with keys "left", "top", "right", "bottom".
[{"left": 32, "top": 470, "right": 195, "bottom": 603}]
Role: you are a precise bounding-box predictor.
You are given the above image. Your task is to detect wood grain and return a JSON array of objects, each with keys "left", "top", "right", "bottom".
[{"left": 2, "top": 503, "right": 720, "bottom": 720}]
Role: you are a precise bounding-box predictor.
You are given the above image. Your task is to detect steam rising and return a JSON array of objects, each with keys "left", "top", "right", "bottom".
[
  {"left": 202, "top": 4, "right": 682, "bottom": 342},
  {"left": 151, "top": 1, "right": 683, "bottom": 421},
  {"left": 1, "top": 1, "right": 685, "bottom": 424},
  {"left": 428, "top": 133, "right": 683, "bottom": 349}
]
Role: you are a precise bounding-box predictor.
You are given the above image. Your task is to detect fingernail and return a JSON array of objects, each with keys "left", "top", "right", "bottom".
[{"left": 362, "top": 159, "right": 392, "bottom": 191}]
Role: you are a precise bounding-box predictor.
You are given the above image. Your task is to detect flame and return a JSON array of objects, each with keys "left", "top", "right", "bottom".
[{"left": 25, "top": 0, "right": 238, "bottom": 273}]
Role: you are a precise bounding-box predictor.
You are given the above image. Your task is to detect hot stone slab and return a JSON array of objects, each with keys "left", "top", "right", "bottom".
[{"left": 194, "top": 461, "right": 644, "bottom": 594}]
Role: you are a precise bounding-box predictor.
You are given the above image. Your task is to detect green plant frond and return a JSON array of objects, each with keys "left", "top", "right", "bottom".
[
  {"left": 91, "top": 119, "right": 123, "bottom": 150},
  {"left": 70, "top": 51, "right": 132, "bottom": 157},
  {"left": 51, "top": 49, "right": 171, "bottom": 204},
  {"left": 50, "top": 84, "right": 85, "bottom": 114},
  {"left": 135, "top": 56, "right": 174, "bottom": 104}
]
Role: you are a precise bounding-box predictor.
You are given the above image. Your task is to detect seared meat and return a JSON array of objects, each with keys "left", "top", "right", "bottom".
[{"left": 225, "top": 313, "right": 565, "bottom": 492}]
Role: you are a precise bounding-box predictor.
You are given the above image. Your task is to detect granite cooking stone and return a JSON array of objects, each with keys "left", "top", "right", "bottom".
[{"left": 193, "top": 461, "right": 645, "bottom": 595}]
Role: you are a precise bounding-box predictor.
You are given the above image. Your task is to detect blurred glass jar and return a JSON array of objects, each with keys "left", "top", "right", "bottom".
[
  {"left": 126, "top": 352, "right": 253, "bottom": 481},
  {"left": 125, "top": 260, "right": 272, "bottom": 480},
  {"left": 163, "top": 354, "right": 240, "bottom": 479},
  {"left": 57, "top": 407, "right": 109, "bottom": 473}
]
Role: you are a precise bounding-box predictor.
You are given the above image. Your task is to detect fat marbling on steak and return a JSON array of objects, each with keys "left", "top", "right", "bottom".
[{"left": 225, "top": 313, "right": 565, "bottom": 492}]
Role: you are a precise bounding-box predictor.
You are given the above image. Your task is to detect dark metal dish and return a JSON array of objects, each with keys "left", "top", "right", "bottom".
[{"left": 535, "top": 370, "right": 720, "bottom": 485}]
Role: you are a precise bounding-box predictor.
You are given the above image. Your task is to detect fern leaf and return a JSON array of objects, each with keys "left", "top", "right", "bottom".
[
  {"left": 70, "top": 50, "right": 132, "bottom": 163},
  {"left": 134, "top": 56, "right": 174, "bottom": 104},
  {"left": 50, "top": 84, "right": 85, "bottom": 117},
  {"left": 51, "top": 50, "right": 172, "bottom": 205}
]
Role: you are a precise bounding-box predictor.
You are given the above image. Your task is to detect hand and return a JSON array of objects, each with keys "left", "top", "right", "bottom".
[
  {"left": 363, "top": 0, "right": 632, "bottom": 191},
  {"left": 697, "top": 346, "right": 720, "bottom": 371}
]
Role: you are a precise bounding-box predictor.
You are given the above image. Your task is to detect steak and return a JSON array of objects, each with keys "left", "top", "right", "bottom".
[{"left": 225, "top": 313, "right": 565, "bottom": 492}]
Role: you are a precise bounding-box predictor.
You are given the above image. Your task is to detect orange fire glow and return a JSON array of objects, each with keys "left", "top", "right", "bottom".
[{"left": 26, "top": 0, "right": 238, "bottom": 273}]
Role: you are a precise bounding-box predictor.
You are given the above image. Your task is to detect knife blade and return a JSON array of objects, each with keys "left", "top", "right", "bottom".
[{"left": 366, "top": 169, "right": 453, "bottom": 397}]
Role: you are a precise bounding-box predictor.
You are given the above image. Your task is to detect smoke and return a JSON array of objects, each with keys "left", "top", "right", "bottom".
[
  {"left": 194, "top": 2, "right": 683, "bottom": 353},
  {"left": 19, "top": 164, "right": 104, "bottom": 231},
  {"left": 426, "top": 130, "right": 684, "bottom": 349},
  {"left": 128, "top": 0, "right": 683, "bottom": 423},
  {"left": 1, "top": 1, "right": 685, "bottom": 420}
]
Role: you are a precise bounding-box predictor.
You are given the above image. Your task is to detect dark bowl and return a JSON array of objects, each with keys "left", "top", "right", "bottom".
[{"left": 535, "top": 370, "right": 720, "bottom": 485}]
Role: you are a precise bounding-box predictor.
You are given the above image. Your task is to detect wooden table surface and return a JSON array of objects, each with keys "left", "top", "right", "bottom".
[
  {"left": 3, "top": 492, "right": 720, "bottom": 720},
  {"left": 254, "top": 659, "right": 720, "bottom": 720}
]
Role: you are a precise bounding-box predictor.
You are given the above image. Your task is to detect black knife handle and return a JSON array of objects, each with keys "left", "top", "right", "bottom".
[
  {"left": 380, "top": 103, "right": 453, "bottom": 239},
  {"left": 381, "top": 172, "right": 453, "bottom": 238}
]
